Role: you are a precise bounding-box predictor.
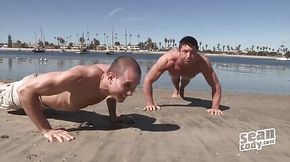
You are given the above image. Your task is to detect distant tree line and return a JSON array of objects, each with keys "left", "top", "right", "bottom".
[{"left": 3, "top": 34, "right": 289, "bottom": 57}]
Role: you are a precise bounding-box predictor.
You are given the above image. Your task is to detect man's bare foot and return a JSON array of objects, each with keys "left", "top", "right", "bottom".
[{"left": 172, "top": 90, "right": 180, "bottom": 98}]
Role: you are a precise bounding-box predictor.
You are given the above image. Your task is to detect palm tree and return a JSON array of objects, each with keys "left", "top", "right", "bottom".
[
  {"left": 251, "top": 45, "right": 255, "bottom": 51},
  {"left": 164, "top": 38, "right": 168, "bottom": 48},
  {"left": 227, "top": 45, "right": 230, "bottom": 51},
  {"left": 54, "top": 37, "right": 59, "bottom": 46},
  {"left": 137, "top": 35, "right": 140, "bottom": 44},
  {"left": 145, "top": 38, "right": 154, "bottom": 51},
  {"left": 237, "top": 44, "right": 241, "bottom": 52},
  {"left": 129, "top": 34, "right": 132, "bottom": 45},
  {"left": 168, "top": 39, "right": 172, "bottom": 47},
  {"left": 172, "top": 39, "right": 175, "bottom": 48},
  {"left": 7, "top": 34, "right": 12, "bottom": 48},
  {"left": 59, "top": 37, "right": 65, "bottom": 47},
  {"left": 103, "top": 33, "right": 106, "bottom": 45}
]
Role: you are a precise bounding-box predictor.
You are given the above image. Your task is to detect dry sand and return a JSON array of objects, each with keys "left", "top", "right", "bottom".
[{"left": 0, "top": 89, "right": 289, "bottom": 162}]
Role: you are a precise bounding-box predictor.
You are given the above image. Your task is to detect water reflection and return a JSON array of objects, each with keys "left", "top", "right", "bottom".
[
  {"left": 0, "top": 52, "right": 289, "bottom": 94},
  {"left": 8, "top": 57, "right": 12, "bottom": 72}
]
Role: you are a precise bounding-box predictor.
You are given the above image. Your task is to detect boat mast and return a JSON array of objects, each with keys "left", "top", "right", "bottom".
[
  {"left": 125, "top": 28, "right": 127, "bottom": 51},
  {"left": 34, "top": 32, "right": 37, "bottom": 47},
  {"left": 40, "top": 27, "right": 45, "bottom": 45}
]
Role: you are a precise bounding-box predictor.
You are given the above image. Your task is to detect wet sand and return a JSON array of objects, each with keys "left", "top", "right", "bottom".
[{"left": 0, "top": 89, "right": 289, "bottom": 162}]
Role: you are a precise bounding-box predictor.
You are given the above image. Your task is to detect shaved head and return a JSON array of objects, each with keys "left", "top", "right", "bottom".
[{"left": 108, "top": 56, "right": 141, "bottom": 78}]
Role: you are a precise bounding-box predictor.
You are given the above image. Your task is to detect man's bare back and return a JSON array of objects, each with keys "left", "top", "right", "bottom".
[{"left": 23, "top": 65, "right": 107, "bottom": 111}]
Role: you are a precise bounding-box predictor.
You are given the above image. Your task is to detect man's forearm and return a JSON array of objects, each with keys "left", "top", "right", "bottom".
[
  {"left": 143, "top": 79, "right": 155, "bottom": 105},
  {"left": 211, "top": 86, "right": 221, "bottom": 109},
  {"left": 21, "top": 94, "right": 52, "bottom": 132},
  {"left": 106, "top": 97, "right": 117, "bottom": 118}
]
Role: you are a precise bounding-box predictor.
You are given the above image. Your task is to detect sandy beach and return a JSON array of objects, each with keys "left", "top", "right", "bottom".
[{"left": 0, "top": 89, "right": 289, "bottom": 162}]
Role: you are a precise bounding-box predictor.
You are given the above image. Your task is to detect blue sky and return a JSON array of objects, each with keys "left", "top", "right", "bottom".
[{"left": 0, "top": 0, "right": 289, "bottom": 50}]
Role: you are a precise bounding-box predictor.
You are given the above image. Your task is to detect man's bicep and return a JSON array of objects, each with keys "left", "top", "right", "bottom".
[
  {"left": 147, "top": 56, "right": 171, "bottom": 81},
  {"left": 202, "top": 67, "right": 219, "bottom": 88},
  {"left": 146, "top": 63, "right": 166, "bottom": 82}
]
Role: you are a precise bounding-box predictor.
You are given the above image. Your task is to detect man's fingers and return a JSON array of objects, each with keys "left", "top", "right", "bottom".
[
  {"left": 43, "top": 129, "right": 74, "bottom": 142},
  {"left": 207, "top": 109, "right": 224, "bottom": 116},
  {"left": 55, "top": 135, "right": 64, "bottom": 143},
  {"left": 47, "top": 135, "right": 53, "bottom": 142},
  {"left": 60, "top": 132, "right": 74, "bottom": 141},
  {"left": 144, "top": 105, "right": 160, "bottom": 111}
]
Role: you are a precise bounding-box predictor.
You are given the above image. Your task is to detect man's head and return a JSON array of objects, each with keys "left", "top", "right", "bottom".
[
  {"left": 178, "top": 36, "right": 199, "bottom": 64},
  {"left": 107, "top": 56, "right": 141, "bottom": 102},
  {"left": 179, "top": 36, "right": 198, "bottom": 50}
]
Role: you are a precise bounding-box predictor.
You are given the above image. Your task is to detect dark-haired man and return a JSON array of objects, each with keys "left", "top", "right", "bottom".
[
  {"left": 143, "top": 36, "right": 223, "bottom": 115},
  {"left": 0, "top": 56, "right": 141, "bottom": 142}
]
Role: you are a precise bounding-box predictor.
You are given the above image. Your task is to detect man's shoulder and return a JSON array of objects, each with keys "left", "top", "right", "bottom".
[
  {"left": 94, "top": 64, "right": 110, "bottom": 72},
  {"left": 164, "top": 48, "right": 179, "bottom": 56},
  {"left": 158, "top": 54, "right": 176, "bottom": 67},
  {"left": 196, "top": 54, "right": 210, "bottom": 64},
  {"left": 160, "top": 50, "right": 178, "bottom": 62},
  {"left": 66, "top": 65, "right": 104, "bottom": 78},
  {"left": 196, "top": 54, "right": 214, "bottom": 72}
]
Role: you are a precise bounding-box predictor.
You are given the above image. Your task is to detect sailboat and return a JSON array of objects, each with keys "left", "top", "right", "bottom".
[
  {"left": 76, "top": 33, "right": 89, "bottom": 54},
  {"left": 32, "top": 27, "right": 46, "bottom": 53}
]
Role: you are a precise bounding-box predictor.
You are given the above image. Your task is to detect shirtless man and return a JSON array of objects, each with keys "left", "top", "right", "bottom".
[
  {"left": 0, "top": 56, "right": 141, "bottom": 142},
  {"left": 143, "top": 36, "right": 223, "bottom": 115}
]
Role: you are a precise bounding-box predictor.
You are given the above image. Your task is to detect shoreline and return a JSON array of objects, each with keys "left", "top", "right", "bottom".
[
  {"left": 0, "top": 79, "right": 288, "bottom": 96},
  {"left": 203, "top": 53, "right": 277, "bottom": 59},
  {"left": 0, "top": 47, "right": 282, "bottom": 60}
]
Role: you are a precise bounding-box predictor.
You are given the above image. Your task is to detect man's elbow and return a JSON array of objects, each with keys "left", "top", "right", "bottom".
[
  {"left": 18, "top": 85, "right": 34, "bottom": 100},
  {"left": 143, "top": 76, "right": 153, "bottom": 87},
  {"left": 213, "top": 83, "right": 222, "bottom": 94}
]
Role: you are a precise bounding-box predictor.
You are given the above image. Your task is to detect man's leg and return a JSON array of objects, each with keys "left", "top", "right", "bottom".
[
  {"left": 180, "top": 79, "right": 190, "bottom": 98},
  {"left": 171, "top": 76, "right": 181, "bottom": 98}
]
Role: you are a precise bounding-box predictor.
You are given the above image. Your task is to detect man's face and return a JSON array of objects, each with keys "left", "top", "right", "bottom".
[
  {"left": 179, "top": 44, "right": 198, "bottom": 64},
  {"left": 109, "top": 69, "right": 140, "bottom": 103}
]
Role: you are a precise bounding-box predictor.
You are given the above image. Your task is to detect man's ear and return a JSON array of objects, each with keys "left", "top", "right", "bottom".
[{"left": 107, "top": 72, "right": 116, "bottom": 84}]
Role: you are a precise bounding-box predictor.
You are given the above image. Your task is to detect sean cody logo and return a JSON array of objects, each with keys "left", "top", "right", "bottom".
[{"left": 239, "top": 128, "right": 276, "bottom": 151}]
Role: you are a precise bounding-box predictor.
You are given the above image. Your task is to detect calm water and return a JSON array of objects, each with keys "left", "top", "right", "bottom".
[{"left": 0, "top": 50, "right": 289, "bottom": 94}]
